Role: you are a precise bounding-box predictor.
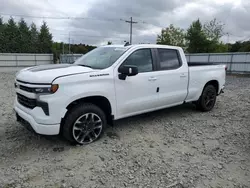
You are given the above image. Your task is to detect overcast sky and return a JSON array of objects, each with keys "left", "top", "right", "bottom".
[{"left": 1, "top": 0, "right": 250, "bottom": 45}]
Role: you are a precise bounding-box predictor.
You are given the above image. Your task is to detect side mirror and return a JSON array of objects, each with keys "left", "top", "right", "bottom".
[{"left": 118, "top": 65, "right": 138, "bottom": 80}]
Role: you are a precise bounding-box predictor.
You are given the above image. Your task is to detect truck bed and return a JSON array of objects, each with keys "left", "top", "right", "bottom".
[{"left": 185, "top": 64, "right": 226, "bottom": 102}]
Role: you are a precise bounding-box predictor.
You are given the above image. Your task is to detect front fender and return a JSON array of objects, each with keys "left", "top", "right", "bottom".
[{"left": 64, "top": 92, "right": 116, "bottom": 113}]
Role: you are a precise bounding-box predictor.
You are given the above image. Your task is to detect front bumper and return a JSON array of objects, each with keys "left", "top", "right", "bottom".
[
  {"left": 14, "top": 105, "right": 60, "bottom": 135},
  {"left": 218, "top": 85, "right": 225, "bottom": 96}
]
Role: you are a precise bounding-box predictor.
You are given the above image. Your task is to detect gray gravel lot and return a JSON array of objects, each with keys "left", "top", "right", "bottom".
[{"left": 0, "top": 72, "right": 250, "bottom": 188}]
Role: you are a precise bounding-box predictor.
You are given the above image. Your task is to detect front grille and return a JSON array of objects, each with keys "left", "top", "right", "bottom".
[
  {"left": 19, "top": 85, "right": 35, "bottom": 93},
  {"left": 17, "top": 93, "right": 36, "bottom": 109}
]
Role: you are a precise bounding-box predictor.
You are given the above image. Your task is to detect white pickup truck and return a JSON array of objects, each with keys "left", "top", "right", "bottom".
[{"left": 14, "top": 44, "right": 226, "bottom": 145}]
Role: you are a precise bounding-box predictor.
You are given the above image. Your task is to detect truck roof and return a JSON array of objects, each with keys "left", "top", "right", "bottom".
[{"left": 101, "top": 44, "right": 182, "bottom": 50}]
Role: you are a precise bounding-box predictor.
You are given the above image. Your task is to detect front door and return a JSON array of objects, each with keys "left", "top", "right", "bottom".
[{"left": 114, "top": 48, "right": 159, "bottom": 119}]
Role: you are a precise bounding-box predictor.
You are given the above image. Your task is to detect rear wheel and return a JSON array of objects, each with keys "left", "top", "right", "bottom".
[
  {"left": 62, "top": 103, "right": 107, "bottom": 145},
  {"left": 196, "top": 85, "right": 217, "bottom": 112}
]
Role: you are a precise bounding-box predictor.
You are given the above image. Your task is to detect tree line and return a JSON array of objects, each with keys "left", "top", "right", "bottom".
[
  {"left": 52, "top": 42, "right": 96, "bottom": 57},
  {"left": 0, "top": 17, "right": 96, "bottom": 56},
  {"left": 0, "top": 17, "right": 249, "bottom": 56},
  {"left": 0, "top": 17, "right": 53, "bottom": 53},
  {"left": 157, "top": 18, "right": 250, "bottom": 53}
]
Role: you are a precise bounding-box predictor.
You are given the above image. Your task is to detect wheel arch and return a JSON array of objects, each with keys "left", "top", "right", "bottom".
[
  {"left": 203, "top": 80, "right": 219, "bottom": 94},
  {"left": 61, "top": 95, "right": 113, "bottom": 132},
  {"left": 196, "top": 80, "right": 218, "bottom": 112},
  {"left": 66, "top": 95, "right": 112, "bottom": 115}
]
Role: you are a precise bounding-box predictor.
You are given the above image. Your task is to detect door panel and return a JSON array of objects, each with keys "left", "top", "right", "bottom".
[
  {"left": 156, "top": 68, "right": 188, "bottom": 107},
  {"left": 155, "top": 49, "right": 188, "bottom": 107},
  {"left": 115, "top": 72, "right": 159, "bottom": 118},
  {"left": 114, "top": 48, "right": 159, "bottom": 119}
]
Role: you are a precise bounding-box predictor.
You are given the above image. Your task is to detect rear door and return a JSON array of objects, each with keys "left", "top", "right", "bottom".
[{"left": 154, "top": 48, "right": 188, "bottom": 108}]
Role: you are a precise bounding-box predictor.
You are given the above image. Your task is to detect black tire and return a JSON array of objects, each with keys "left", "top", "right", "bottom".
[
  {"left": 62, "top": 103, "right": 107, "bottom": 145},
  {"left": 196, "top": 85, "right": 217, "bottom": 112}
]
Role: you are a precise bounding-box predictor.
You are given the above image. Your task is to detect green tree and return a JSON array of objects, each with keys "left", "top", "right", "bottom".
[
  {"left": 186, "top": 19, "right": 209, "bottom": 53},
  {"left": 0, "top": 17, "right": 6, "bottom": 52},
  {"left": 30, "top": 23, "right": 39, "bottom": 53},
  {"left": 73, "top": 44, "right": 88, "bottom": 54},
  {"left": 230, "top": 41, "right": 241, "bottom": 52},
  {"left": 157, "top": 24, "right": 186, "bottom": 48},
  {"left": 52, "top": 42, "right": 61, "bottom": 63},
  {"left": 85, "top": 44, "right": 96, "bottom": 52},
  {"left": 0, "top": 17, "right": 98, "bottom": 54},
  {"left": 38, "top": 21, "right": 53, "bottom": 53},
  {"left": 230, "top": 41, "right": 250, "bottom": 52},
  {"left": 0, "top": 17, "right": 3, "bottom": 26},
  {"left": 5, "top": 17, "right": 19, "bottom": 52},
  {"left": 239, "top": 41, "right": 250, "bottom": 52},
  {"left": 203, "top": 18, "right": 227, "bottom": 52},
  {"left": 215, "top": 42, "right": 228, "bottom": 52},
  {"left": 18, "top": 18, "right": 31, "bottom": 52},
  {"left": 107, "top": 41, "right": 112, "bottom": 45},
  {"left": 203, "top": 18, "right": 224, "bottom": 42}
]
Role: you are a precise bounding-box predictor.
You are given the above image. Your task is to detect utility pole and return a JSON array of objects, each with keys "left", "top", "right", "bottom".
[
  {"left": 121, "top": 17, "right": 137, "bottom": 44},
  {"left": 226, "top": 33, "right": 230, "bottom": 52}
]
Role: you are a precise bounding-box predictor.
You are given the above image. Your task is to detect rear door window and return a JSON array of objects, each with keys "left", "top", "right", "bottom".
[{"left": 157, "top": 49, "right": 181, "bottom": 70}]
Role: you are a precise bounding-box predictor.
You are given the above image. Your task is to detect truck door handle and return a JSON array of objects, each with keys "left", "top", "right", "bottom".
[
  {"left": 180, "top": 74, "right": 187, "bottom": 78},
  {"left": 148, "top": 77, "right": 157, "bottom": 81}
]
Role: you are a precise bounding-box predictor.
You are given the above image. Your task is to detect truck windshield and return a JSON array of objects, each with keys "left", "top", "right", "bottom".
[{"left": 74, "top": 46, "right": 129, "bottom": 69}]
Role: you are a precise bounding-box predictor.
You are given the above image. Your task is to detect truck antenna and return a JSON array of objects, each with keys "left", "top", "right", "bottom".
[{"left": 124, "top": 42, "right": 130, "bottom": 46}]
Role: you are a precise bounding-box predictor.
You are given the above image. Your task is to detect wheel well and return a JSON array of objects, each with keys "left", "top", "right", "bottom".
[
  {"left": 59, "top": 96, "right": 113, "bottom": 134},
  {"left": 66, "top": 96, "right": 112, "bottom": 118},
  {"left": 205, "top": 80, "right": 219, "bottom": 93}
]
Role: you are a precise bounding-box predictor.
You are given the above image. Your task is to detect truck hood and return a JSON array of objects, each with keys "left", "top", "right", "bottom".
[{"left": 16, "top": 64, "right": 95, "bottom": 84}]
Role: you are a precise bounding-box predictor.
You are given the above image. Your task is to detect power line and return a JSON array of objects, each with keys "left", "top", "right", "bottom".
[
  {"left": 3, "top": 12, "right": 244, "bottom": 44},
  {"left": 0, "top": 12, "right": 125, "bottom": 22},
  {"left": 52, "top": 33, "right": 126, "bottom": 39},
  {"left": 239, "top": 36, "right": 250, "bottom": 42},
  {"left": 52, "top": 33, "right": 128, "bottom": 44},
  {"left": 1, "top": 13, "right": 74, "bottom": 20},
  {"left": 140, "top": 21, "right": 167, "bottom": 29},
  {"left": 0, "top": 12, "right": 148, "bottom": 44}
]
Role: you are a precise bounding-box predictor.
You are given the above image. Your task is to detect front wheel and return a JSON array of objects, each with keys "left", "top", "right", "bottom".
[
  {"left": 62, "top": 103, "right": 107, "bottom": 145},
  {"left": 196, "top": 85, "right": 217, "bottom": 112}
]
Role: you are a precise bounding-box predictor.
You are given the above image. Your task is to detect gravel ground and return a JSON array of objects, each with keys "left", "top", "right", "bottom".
[{"left": 0, "top": 72, "right": 249, "bottom": 188}]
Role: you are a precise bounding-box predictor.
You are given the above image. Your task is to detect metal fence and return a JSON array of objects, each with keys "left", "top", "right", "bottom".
[
  {"left": 59, "top": 52, "right": 250, "bottom": 74},
  {"left": 186, "top": 52, "right": 250, "bottom": 73},
  {"left": 0, "top": 53, "right": 53, "bottom": 67}
]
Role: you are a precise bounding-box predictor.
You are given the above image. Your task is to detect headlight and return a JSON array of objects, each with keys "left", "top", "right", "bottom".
[{"left": 35, "top": 84, "right": 59, "bottom": 94}]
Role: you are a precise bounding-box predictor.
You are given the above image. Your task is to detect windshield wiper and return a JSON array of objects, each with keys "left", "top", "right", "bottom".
[{"left": 76, "top": 64, "right": 92, "bottom": 68}]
